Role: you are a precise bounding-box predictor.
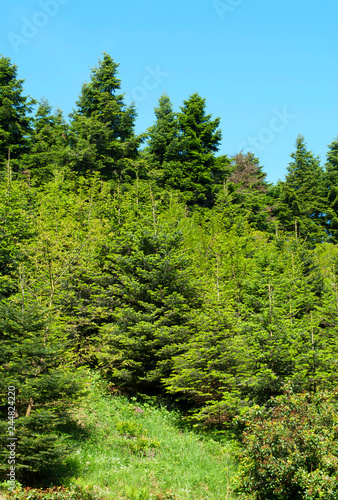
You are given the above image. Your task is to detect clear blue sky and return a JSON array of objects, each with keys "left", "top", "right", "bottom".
[{"left": 1, "top": 0, "right": 337, "bottom": 183}]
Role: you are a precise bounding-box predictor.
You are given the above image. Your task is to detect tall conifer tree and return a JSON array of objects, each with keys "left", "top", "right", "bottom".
[
  {"left": 0, "top": 56, "right": 35, "bottom": 169},
  {"left": 324, "top": 137, "right": 338, "bottom": 241},
  {"left": 147, "top": 93, "right": 181, "bottom": 166},
  {"left": 70, "top": 53, "right": 142, "bottom": 179},
  {"left": 276, "top": 135, "right": 326, "bottom": 240},
  {"left": 177, "top": 93, "right": 222, "bottom": 205}
]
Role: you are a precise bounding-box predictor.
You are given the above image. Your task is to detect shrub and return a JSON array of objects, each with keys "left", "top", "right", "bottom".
[
  {"left": 235, "top": 389, "right": 338, "bottom": 499},
  {"left": 0, "top": 483, "right": 100, "bottom": 499}
]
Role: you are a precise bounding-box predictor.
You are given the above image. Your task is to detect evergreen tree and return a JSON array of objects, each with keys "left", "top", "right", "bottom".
[
  {"left": 0, "top": 56, "right": 35, "bottom": 170},
  {"left": 145, "top": 93, "right": 182, "bottom": 185},
  {"left": 146, "top": 93, "right": 181, "bottom": 166},
  {"left": 177, "top": 93, "right": 222, "bottom": 206},
  {"left": 70, "top": 53, "right": 143, "bottom": 180},
  {"left": 324, "top": 137, "right": 338, "bottom": 241},
  {"left": 276, "top": 135, "right": 326, "bottom": 240},
  {"left": 22, "top": 99, "right": 70, "bottom": 182},
  {"left": 0, "top": 175, "right": 35, "bottom": 300},
  {"left": 0, "top": 300, "right": 83, "bottom": 486},
  {"left": 91, "top": 192, "right": 201, "bottom": 394},
  {"left": 150, "top": 93, "right": 222, "bottom": 206}
]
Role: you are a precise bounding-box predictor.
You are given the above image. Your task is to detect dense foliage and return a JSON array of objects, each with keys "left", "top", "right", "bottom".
[
  {"left": 1, "top": 53, "right": 338, "bottom": 493},
  {"left": 235, "top": 389, "right": 338, "bottom": 499}
]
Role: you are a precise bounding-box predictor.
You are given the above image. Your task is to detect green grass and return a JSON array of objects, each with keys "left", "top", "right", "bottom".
[{"left": 62, "top": 381, "right": 237, "bottom": 500}]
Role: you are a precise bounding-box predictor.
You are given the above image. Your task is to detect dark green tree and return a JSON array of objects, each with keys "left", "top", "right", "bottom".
[
  {"left": 178, "top": 93, "right": 222, "bottom": 205},
  {"left": 0, "top": 56, "right": 35, "bottom": 170},
  {"left": 0, "top": 301, "right": 83, "bottom": 486},
  {"left": 98, "top": 229, "right": 200, "bottom": 393},
  {"left": 276, "top": 135, "right": 326, "bottom": 240},
  {"left": 146, "top": 93, "right": 181, "bottom": 166},
  {"left": 151, "top": 93, "right": 222, "bottom": 206},
  {"left": 22, "top": 99, "right": 70, "bottom": 182},
  {"left": 324, "top": 137, "right": 338, "bottom": 241},
  {"left": 70, "top": 53, "right": 143, "bottom": 180}
]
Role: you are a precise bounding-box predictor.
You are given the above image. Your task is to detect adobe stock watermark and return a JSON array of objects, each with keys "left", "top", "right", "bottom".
[
  {"left": 8, "top": 0, "right": 71, "bottom": 53},
  {"left": 125, "top": 65, "right": 170, "bottom": 104},
  {"left": 213, "top": 0, "right": 243, "bottom": 21},
  {"left": 7, "top": 386, "right": 17, "bottom": 493},
  {"left": 238, "top": 107, "right": 297, "bottom": 155}
]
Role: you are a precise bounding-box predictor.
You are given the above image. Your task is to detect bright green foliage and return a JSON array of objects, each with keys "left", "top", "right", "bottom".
[
  {"left": 166, "top": 213, "right": 338, "bottom": 424},
  {"left": 276, "top": 135, "right": 327, "bottom": 240},
  {"left": 2, "top": 52, "right": 338, "bottom": 493},
  {"left": 235, "top": 390, "right": 338, "bottom": 500},
  {"left": 22, "top": 99, "right": 70, "bottom": 182},
  {"left": 0, "top": 56, "right": 35, "bottom": 169},
  {"left": 165, "top": 217, "right": 256, "bottom": 422},
  {"left": 0, "top": 301, "right": 83, "bottom": 486},
  {"left": 70, "top": 53, "right": 142, "bottom": 179},
  {"left": 0, "top": 177, "right": 35, "bottom": 300}
]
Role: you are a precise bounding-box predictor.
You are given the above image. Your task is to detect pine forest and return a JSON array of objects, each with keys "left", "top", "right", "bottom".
[{"left": 1, "top": 53, "right": 338, "bottom": 500}]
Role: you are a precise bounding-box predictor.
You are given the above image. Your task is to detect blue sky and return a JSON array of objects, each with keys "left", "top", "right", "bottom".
[{"left": 1, "top": 0, "right": 337, "bottom": 183}]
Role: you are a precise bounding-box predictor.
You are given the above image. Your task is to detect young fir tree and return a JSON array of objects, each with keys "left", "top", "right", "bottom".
[
  {"left": 0, "top": 56, "right": 35, "bottom": 171},
  {"left": 70, "top": 53, "right": 143, "bottom": 180},
  {"left": 91, "top": 189, "right": 201, "bottom": 394},
  {"left": 0, "top": 174, "right": 35, "bottom": 300},
  {"left": 0, "top": 300, "right": 83, "bottom": 486}
]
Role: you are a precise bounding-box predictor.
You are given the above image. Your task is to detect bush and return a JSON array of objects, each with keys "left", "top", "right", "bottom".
[
  {"left": 0, "top": 483, "right": 99, "bottom": 499},
  {"left": 235, "top": 389, "right": 338, "bottom": 499}
]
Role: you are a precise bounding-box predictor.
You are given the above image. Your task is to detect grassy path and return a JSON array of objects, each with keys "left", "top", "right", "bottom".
[{"left": 64, "top": 385, "right": 237, "bottom": 499}]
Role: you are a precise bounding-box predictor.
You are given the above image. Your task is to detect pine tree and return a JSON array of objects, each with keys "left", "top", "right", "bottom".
[
  {"left": 147, "top": 93, "right": 181, "bottom": 165},
  {"left": 22, "top": 99, "right": 70, "bottom": 183},
  {"left": 0, "top": 300, "right": 83, "bottom": 486},
  {"left": 276, "top": 135, "right": 327, "bottom": 240},
  {"left": 145, "top": 93, "right": 182, "bottom": 185},
  {"left": 177, "top": 93, "right": 222, "bottom": 206},
  {"left": 70, "top": 53, "right": 143, "bottom": 180},
  {"left": 150, "top": 93, "right": 222, "bottom": 206},
  {"left": 324, "top": 137, "right": 338, "bottom": 241},
  {"left": 0, "top": 56, "right": 35, "bottom": 170}
]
